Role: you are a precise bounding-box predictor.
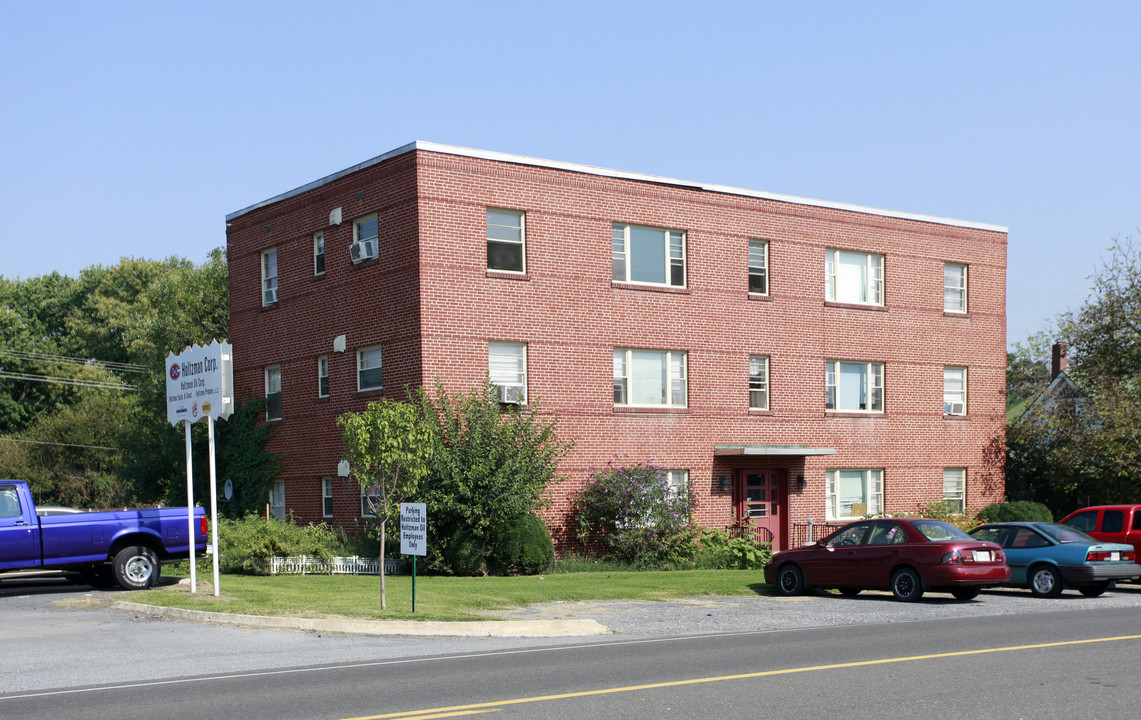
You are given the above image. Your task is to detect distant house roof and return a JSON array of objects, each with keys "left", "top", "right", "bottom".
[{"left": 1017, "top": 370, "right": 1083, "bottom": 424}]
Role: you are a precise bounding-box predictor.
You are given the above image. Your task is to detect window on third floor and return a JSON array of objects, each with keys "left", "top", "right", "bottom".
[
  {"left": 487, "top": 209, "right": 525, "bottom": 273},
  {"left": 748, "top": 239, "right": 769, "bottom": 295},
  {"left": 314, "top": 232, "right": 326, "bottom": 276},
  {"left": 826, "top": 249, "right": 883, "bottom": 305},
  {"left": 944, "top": 262, "right": 967, "bottom": 313},
  {"left": 612, "top": 223, "right": 686, "bottom": 288},
  {"left": 261, "top": 248, "right": 278, "bottom": 306}
]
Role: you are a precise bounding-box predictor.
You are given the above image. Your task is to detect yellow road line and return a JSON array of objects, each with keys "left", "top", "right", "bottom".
[{"left": 342, "top": 634, "right": 1141, "bottom": 720}]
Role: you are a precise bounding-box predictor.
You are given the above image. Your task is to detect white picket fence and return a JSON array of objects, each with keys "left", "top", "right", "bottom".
[{"left": 267, "top": 555, "right": 406, "bottom": 576}]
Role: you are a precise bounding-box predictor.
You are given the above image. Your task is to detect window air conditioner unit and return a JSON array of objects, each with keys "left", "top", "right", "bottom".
[
  {"left": 944, "top": 402, "right": 964, "bottom": 415},
  {"left": 498, "top": 384, "right": 525, "bottom": 404},
  {"left": 263, "top": 287, "right": 278, "bottom": 305},
  {"left": 350, "top": 239, "right": 378, "bottom": 264}
]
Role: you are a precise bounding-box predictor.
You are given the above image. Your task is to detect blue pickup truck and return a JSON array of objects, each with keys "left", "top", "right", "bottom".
[{"left": 0, "top": 479, "right": 207, "bottom": 590}]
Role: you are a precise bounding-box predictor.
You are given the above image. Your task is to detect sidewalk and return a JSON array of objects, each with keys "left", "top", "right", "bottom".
[{"left": 113, "top": 599, "right": 611, "bottom": 638}]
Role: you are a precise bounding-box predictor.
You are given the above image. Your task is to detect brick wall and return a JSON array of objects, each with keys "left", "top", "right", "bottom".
[{"left": 226, "top": 144, "right": 1007, "bottom": 551}]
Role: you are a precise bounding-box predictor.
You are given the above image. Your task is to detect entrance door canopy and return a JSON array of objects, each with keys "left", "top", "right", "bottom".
[{"left": 713, "top": 444, "right": 837, "bottom": 456}]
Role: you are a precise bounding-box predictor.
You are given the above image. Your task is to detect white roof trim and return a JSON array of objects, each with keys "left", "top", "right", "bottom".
[{"left": 227, "top": 141, "right": 1007, "bottom": 232}]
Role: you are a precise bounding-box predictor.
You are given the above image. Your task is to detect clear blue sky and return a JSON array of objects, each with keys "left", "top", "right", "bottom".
[{"left": 3, "top": 1, "right": 1139, "bottom": 346}]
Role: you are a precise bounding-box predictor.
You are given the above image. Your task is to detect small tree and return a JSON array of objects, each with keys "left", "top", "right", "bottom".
[
  {"left": 573, "top": 460, "right": 695, "bottom": 565},
  {"left": 338, "top": 399, "right": 431, "bottom": 609}
]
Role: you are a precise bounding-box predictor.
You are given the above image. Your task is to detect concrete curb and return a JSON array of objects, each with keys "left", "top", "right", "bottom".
[{"left": 112, "top": 601, "right": 612, "bottom": 638}]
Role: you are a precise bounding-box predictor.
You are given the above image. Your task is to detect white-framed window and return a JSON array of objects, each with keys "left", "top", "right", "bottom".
[
  {"left": 748, "top": 239, "right": 769, "bottom": 295},
  {"left": 361, "top": 485, "right": 381, "bottom": 517},
  {"left": 317, "top": 356, "right": 329, "bottom": 398},
  {"left": 944, "top": 263, "right": 967, "bottom": 313},
  {"left": 943, "top": 366, "right": 966, "bottom": 415},
  {"left": 826, "top": 249, "right": 883, "bottom": 305},
  {"left": 665, "top": 469, "right": 689, "bottom": 497},
  {"left": 269, "top": 480, "right": 285, "bottom": 520},
  {"left": 487, "top": 209, "right": 525, "bottom": 273},
  {"left": 825, "top": 360, "right": 884, "bottom": 413},
  {"left": 357, "top": 346, "right": 382, "bottom": 391},
  {"left": 613, "top": 348, "right": 687, "bottom": 408},
  {"left": 612, "top": 223, "right": 686, "bottom": 287},
  {"left": 943, "top": 468, "right": 966, "bottom": 514},
  {"left": 489, "top": 341, "right": 527, "bottom": 404},
  {"left": 265, "top": 365, "right": 282, "bottom": 421},
  {"left": 351, "top": 214, "right": 379, "bottom": 262},
  {"left": 261, "top": 248, "right": 278, "bottom": 305},
  {"left": 749, "top": 355, "right": 770, "bottom": 410},
  {"left": 314, "top": 232, "right": 326, "bottom": 276},
  {"left": 322, "top": 477, "right": 334, "bottom": 518},
  {"left": 826, "top": 469, "right": 884, "bottom": 520}
]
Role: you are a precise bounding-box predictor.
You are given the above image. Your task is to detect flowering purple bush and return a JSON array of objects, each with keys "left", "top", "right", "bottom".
[{"left": 571, "top": 460, "right": 695, "bottom": 565}]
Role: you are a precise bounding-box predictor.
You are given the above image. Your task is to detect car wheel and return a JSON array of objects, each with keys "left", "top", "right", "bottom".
[
  {"left": 1078, "top": 582, "right": 1109, "bottom": 597},
  {"left": 891, "top": 567, "right": 924, "bottom": 602},
  {"left": 838, "top": 588, "right": 861, "bottom": 597},
  {"left": 951, "top": 587, "right": 980, "bottom": 601},
  {"left": 775, "top": 565, "right": 805, "bottom": 596},
  {"left": 1028, "top": 565, "right": 1063, "bottom": 598},
  {"left": 112, "top": 545, "right": 160, "bottom": 590}
]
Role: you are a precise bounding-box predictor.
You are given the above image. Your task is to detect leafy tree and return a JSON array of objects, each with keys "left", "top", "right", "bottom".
[
  {"left": 1004, "top": 236, "right": 1141, "bottom": 514},
  {"left": 339, "top": 399, "right": 432, "bottom": 609},
  {"left": 410, "top": 381, "right": 573, "bottom": 574},
  {"left": 217, "top": 396, "right": 282, "bottom": 517}
]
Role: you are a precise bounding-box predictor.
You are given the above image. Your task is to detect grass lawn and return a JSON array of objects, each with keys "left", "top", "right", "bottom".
[{"left": 132, "top": 569, "right": 772, "bottom": 622}]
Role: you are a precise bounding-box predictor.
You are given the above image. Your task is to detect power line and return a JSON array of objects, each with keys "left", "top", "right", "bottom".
[
  {"left": 0, "top": 371, "right": 137, "bottom": 391},
  {"left": 0, "top": 436, "right": 120, "bottom": 452},
  {"left": 0, "top": 349, "right": 148, "bottom": 374}
]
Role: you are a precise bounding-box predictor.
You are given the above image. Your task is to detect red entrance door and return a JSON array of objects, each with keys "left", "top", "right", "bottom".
[{"left": 736, "top": 470, "right": 785, "bottom": 549}]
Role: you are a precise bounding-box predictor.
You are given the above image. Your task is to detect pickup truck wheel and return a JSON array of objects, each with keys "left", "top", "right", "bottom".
[{"left": 113, "top": 546, "right": 160, "bottom": 590}]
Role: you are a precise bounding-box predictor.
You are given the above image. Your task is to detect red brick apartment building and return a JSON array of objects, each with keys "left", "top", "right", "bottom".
[{"left": 225, "top": 142, "right": 1007, "bottom": 552}]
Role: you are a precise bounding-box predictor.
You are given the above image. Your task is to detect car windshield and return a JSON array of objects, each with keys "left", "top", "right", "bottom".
[
  {"left": 1036, "top": 523, "right": 1097, "bottom": 544},
  {"left": 912, "top": 520, "right": 973, "bottom": 541}
]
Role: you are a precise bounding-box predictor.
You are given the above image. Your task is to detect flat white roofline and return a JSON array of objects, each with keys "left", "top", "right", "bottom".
[{"left": 226, "top": 141, "right": 1007, "bottom": 232}]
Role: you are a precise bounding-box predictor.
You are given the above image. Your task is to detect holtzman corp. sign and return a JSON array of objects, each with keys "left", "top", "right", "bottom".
[{"left": 165, "top": 340, "right": 234, "bottom": 425}]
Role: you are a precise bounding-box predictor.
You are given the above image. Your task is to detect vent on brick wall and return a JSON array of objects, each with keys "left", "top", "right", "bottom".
[
  {"left": 329, "top": 207, "right": 342, "bottom": 226},
  {"left": 350, "top": 239, "right": 377, "bottom": 263}
]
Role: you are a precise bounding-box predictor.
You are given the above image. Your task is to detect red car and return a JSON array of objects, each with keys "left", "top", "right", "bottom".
[{"left": 763, "top": 518, "right": 1010, "bottom": 601}]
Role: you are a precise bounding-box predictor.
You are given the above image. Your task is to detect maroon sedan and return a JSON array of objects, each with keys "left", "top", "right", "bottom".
[{"left": 763, "top": 518, "right": 1010, "bottom": 601}]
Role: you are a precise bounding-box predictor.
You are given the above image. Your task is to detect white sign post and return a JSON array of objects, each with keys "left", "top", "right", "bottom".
[
  {"left": 165, "top": 340, "right": 233, "bottom": 595},
  {"left": 400, "top": 502, "right": 427, "bottom": 612}
]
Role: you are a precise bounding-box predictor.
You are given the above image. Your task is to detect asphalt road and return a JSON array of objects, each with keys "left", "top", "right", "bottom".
[{"left": 2, "top": 577, "right": 1141, "bottom": 718}]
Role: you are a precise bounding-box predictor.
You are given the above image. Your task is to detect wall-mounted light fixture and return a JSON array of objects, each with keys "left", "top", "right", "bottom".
[
  {"left": 796, "top": 474, "right": 806, "bottom": 491},
  {"left": 719, "top": 474, "right": 731, "bottom": 493}
]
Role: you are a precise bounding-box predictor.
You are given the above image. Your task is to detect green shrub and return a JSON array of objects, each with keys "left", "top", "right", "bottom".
[
  {"left": 491, "top": 513, "right": 554, "bottom": 575},
  {"left": 977, "top": 501, "right": 1053, "bottom": 523},
  {"left": 693, "top": 529, "right": 772, "bottom": 570},
  {"left": 218, "top": 515, "right": 349, "bottom": 573},
  {"left": 438, "top": 527, "right": 490, "bottom": 576},
  {"left": 572, "top": 460, "right": 696, "bottom": 565}
]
